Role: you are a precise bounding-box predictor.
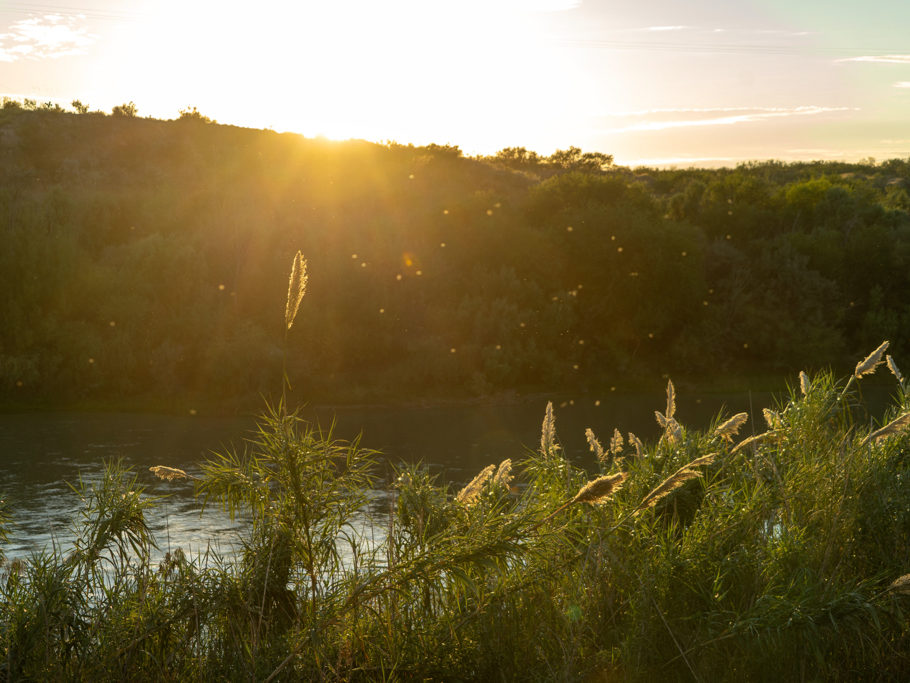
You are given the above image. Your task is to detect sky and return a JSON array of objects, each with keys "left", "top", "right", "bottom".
[{"left": 1, "top": 0, "right": 908, "bottom": 167}]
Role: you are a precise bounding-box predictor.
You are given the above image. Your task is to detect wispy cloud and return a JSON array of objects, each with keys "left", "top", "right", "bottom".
[
  {"left": 631, "top": 25, "right": 811, "bottom": 37},
  {"left": 837, "top": 55, "right": 910, "bottom": 64},
  {"left": 894, "top": 81, "right": 910, "bottom": 88},
  {"left": 599, "top": 106, "right": 853, "bottom": 134},
  {"left": 0, "top": 14, "right": 94, "bottom": 62}
]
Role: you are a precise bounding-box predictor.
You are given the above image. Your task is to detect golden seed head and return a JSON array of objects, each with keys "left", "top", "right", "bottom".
[
  {"left": 715, "top": 412, "right": 749, "bottom": 442},
  {"left": 855, "top": 340, "right": 889, "bottom": 378},
  {"left": 665, "top": 379, "right": 676, "bottom": 420},
  {"left": 886, "top": 355, "right": 904, "bottom": 384},
  {"left": 889, "top": 573, "right": 910, "bottom": 595},
  {"left": 862, "top": 411, "right": 910, "bottom": 446},
  {"left": 570, "top": 472, "right": 627, "bottom": 505},
  {"left": 492, "top": 459, "right": 513, "bottom": 488},
  {"left": 541, "top": 401, "right": 557, "bottom": 455},
  {"left": 585, "top": 428, "right": 606, "bottom": 463},
  {"left": 285, "top": 251, "right": 308, "bottom": 331},
  {"left": 637, "top": 469, "right": 702, "bottom": 511},
  {"left": 610, "top": 428, "right": 624, "bottom": 455},
  {"left": 763, "top": 408, "right": 782, "bottom": 430},
  {"left": 456, "top": 464, "right": 496, "bottom": 506},
  {"left": 731, "top": 431, "right": 776, "bottom": 454},
  {"left": 628, "top": 432, "right": 644, "bottom": 458},
  {"left": 149, "top": 465, "right": 189, "bottom": 482}
]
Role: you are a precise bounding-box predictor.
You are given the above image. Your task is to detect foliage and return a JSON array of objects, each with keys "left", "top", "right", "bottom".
[
  {"left": 0, "top": 105, "right": 909, "bottom": 407},
  {"left": 1, "top": 354, "right": 909, "bottom": 678}
]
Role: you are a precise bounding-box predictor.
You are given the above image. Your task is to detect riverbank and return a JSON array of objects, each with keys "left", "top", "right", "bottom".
[
  {"left": 1, "top": 367, "right": 908, "bottom": 680},
  {"left": 0, "top": 370, "right": 802, "bottom": 417}
]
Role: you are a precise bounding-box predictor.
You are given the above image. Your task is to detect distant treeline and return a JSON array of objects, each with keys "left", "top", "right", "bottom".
[{"left": 1, "top": 102, "right": 909, "bottom": 406}]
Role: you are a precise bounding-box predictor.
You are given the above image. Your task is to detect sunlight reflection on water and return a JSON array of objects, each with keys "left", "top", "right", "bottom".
[{"left": 0, "top": 390, "right": 789, "bottom": 563}]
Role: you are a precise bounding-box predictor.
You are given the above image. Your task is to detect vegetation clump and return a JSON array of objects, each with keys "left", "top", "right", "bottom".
[
  {"left": 1, "top": 346, "right": 909, "bottom": 679},
  {"left": 2, "top": 103, "right": 910, "bottom": 406}
]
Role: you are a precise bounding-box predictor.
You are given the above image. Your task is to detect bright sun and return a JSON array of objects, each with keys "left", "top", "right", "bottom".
[{"left": 107, "top": 0, "right": 596, "bottom": 154}]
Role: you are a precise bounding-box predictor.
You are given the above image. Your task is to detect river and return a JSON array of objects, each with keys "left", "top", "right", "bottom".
[{"left": 0, "top": 388, "right": 785, "bottom": 563}]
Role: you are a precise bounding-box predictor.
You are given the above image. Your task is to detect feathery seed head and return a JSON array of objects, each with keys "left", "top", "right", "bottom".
[
  {"left": 541, "top": 401, "right": 557, "bottom": 455},
  {"left": 664, "top": 417, "right": 683, "bottom": 445},
  {"left": 585, "top": 428, "right": 606, "bottom": 462},
  {"left": 285, "top": 251, "right": 308, "bottom": 331},
  {"left": 799, "top": 371, "right": 811, "bottom": 396},
  {"left": 150, "top": 465, "right": 190, "bottom": 481},
  {"left": 456, "top": 464, "right": 496, "bottom": 506},
  {"left": 763, "top": 408, "right": 782, "bottom": 430},
  {"left": 889, "top": 573, "right": 910, "bottom": 595},
  {"left": 855, "top": 340, "right": 889, "bottom": 378},
  {"left": 862, "top": 412, "right": 910, "bottom": 446},
  {"left": 570, "top": 472, "right": 627, "bottom": 505},
  {"left": 886, "top": 355, "right": 904, "bottom": 384},
  {"left": 628, "top": 432, "right": 644, "bottom": 458},
  {"left": 610, "top": 428, "right": 624, "bottom": 455},
  {"left": 492, "top": 459, "right": 513, "bottom": 488},
  {"left": 687, "top": 453, "right": 717, "bottom": 469},
  {"left": 666, "top": 379, "right": 676, "bottom": 420},
  {"left": 637, "top": 469, "right": 702, "bottom": 511},
  {"left": 731, "top": 431, "right": 776, "bottom": 454},
  {"left": 715, "top": 412, "right": 749, "bottom": 442}
]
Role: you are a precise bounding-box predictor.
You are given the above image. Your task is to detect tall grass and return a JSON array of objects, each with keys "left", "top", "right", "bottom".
[{"left": 1, "top": 257, "right": 908, "bottom": 680}]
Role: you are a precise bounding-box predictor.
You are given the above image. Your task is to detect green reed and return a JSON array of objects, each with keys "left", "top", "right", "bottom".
[{"left": 1, "top": 254, "right": 907, "bottom": 680}]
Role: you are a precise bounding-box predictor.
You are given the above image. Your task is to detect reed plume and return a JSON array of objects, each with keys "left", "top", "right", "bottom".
[
  {"left": 285, "top": 251, "right": 308, "bottom": 331},
  {"left": 665, "top": 379, "right": 676, "bottom": 420},
  {"left": 628, "top": 432, "right": 644, "bottom": 458},
  {"left": 664, "top": 418, "right": 683, "bottom": 445},
  {"left": 585, "top": 428, "right": 606, "bottom": 463},
  {"left": 492, "top": 459, "right": 513, "bottom": 488},
  {"left": 886, "top": 355, "right": 904, "bottom": 384},
  {"left": 854, "top": 340, "right": 889, "bottom": 378},
  {"left": 731, "top": 431, "right": 777, "bottom": 454},
  {"left": 610, "top": 428, "right": 624, "bottom": 455},
  {"left": 715, "top": 412, "right": 749, "bottom": 443},
  {"left": 636, "top": 470, "right": 702, "bottom": 511},
  {"left": 456, "top": 464, "right": 496, "bottom": 506},
  {"left": 149, "top": 465, "right": 198, "bottom": 481},
  {"left": 763, "top": 408, "right": 782, "bottom": 430},
  {"left": 799, "top": 371, "right": 811, "bottom": 395},
  {"left": 889, "top": 573, "right": 910, "bottom": 595},
  {"left": 536, "top": 472, "right": 628, "bottom": 527},
  {"left": 686, "top": 453, "right": 717, "bottom": 469},
  {"left": 541, "top": 401, "right": 556, "bottom": 455},
  {"left": 861, "top": 412, "right": 910, "bottom": 446},
  {"left": 656, "top": 396, "right": 683, "bottom": 444},
  {"left": 635, "top": 453, "right": 716, "bottom": 512},
  {"left": 569, "top": 472, "right": 627, "bottom": 505}
]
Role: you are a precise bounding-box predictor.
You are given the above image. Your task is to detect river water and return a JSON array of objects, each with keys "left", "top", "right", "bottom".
[{"left": 0, "top": 389, "right": 784, "bottom": 563}]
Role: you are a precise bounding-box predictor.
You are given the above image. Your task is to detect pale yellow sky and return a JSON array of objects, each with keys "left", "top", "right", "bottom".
[{"left": 2, "top": 0, "right": 908, "bottom": 166}]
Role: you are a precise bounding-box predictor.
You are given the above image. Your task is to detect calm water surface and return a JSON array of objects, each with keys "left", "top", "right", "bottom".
[{"left": 0, "top": 390, "right": 782, "bottom": 562}]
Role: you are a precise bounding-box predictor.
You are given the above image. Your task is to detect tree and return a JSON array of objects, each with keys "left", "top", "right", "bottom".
[
  {"left": 112, "top": 101, "right": 138, "bottom": 117},
  {"left": 547, "top": 146, "right": 613, "bottom": 172},
  {"left": 178, "top": 106, "right": 213, "bottom": 123},
  {"left": 71, "top": 100, "right": 90, "bottom": 114}
]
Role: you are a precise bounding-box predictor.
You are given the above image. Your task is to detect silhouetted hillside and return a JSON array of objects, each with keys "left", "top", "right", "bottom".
[{"left": 2, "top": 104, "right": 909, "bottom": 407}]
